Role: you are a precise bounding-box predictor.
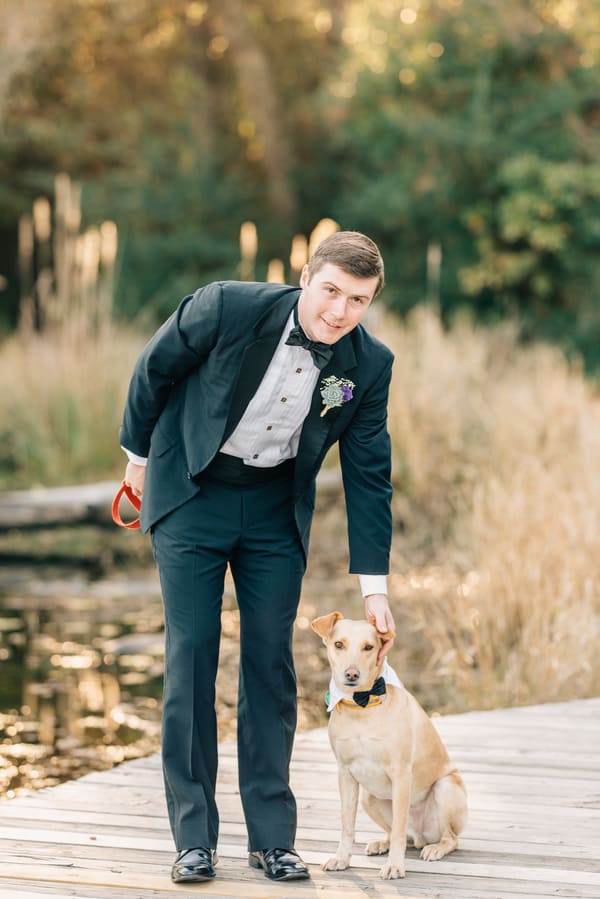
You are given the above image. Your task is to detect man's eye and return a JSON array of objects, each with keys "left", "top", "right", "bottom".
[{"left": 334, "top": 641, "right": 344, "bottom": 649}]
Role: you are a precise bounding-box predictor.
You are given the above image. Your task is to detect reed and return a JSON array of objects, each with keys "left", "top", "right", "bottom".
[
  {"left": 384, "top": 306, "right": 600, "bottom": 711},
  {"left": 18, "top": 173, "right": 117, "bottom": 342},
  {"left": 0, "top": 327, "right": 145, "bottom": 489},
  {"left": 4, "top": 199, "right": 599, "bottom": 712}
]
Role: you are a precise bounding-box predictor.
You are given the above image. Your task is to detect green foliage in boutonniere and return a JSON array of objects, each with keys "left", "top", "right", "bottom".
[{"left": 320, "top": 375, "right": 355, "bottom": 417}]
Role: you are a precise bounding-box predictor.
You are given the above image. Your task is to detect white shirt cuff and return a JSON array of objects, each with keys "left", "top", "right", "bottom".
[
  {"left": 358, "top": 574, "right": 388, "bottom": 597},
  {"left": 121, "top": 446, "right": 148, "bottom": 467}
]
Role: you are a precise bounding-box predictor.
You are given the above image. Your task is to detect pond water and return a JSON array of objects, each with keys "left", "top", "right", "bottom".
[
  {"left": 0, "top": 559, "right": 166, "bottom": 798},
  {"left": 0, "top": 511, "right": 358, "bottom": 799}
]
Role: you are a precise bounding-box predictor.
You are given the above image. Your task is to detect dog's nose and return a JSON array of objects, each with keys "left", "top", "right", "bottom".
[{"left": 344, "top": 666, "right": 360, "bottom": 683}]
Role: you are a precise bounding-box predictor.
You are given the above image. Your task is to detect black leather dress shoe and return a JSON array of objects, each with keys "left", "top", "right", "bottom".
[
  {"left": 171, "top": 847, "right": 217, "bottom": 883},
  {"left": 249, "top": 848, "right": 310, "bottom": 880}
]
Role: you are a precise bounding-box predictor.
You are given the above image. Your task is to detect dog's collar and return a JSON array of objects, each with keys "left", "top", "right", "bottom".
[
  {"left": 326, "top": 661, "right": 403, "bottom": 712},
  {"left": 338, "top": 694, "right": 385, "bottom": 710}
]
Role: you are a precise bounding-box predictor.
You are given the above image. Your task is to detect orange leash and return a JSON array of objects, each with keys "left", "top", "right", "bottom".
[{"left": 111, "top": 480, "right": 142, "bottom": 530}]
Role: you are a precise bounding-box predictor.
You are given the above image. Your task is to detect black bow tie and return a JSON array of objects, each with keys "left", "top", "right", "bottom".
[
  {"left": 285, "top": 324, "right": 333, "bottom": 370},
  {"left": 352, "top": 676, "right": 387, "bottom": 708}
]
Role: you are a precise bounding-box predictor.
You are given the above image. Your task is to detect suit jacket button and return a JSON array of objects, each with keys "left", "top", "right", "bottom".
[{"left": 186, "top": 471, "right": 192, "bottom": 479}]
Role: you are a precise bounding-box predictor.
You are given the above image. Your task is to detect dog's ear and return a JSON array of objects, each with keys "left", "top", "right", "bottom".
[
  {"left": 366, "top": 615, "right": 395, "bottom": 645},
  {"left": 377, "top": 627, "right": 396, "bottom": 644},
  {"left": 311, "top": 611, "right": 343, "bottom": 641}
]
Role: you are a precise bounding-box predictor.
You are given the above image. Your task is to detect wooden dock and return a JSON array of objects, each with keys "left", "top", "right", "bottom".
[{"left": 0, "top": 697, "right": 599, "bottom": 899}]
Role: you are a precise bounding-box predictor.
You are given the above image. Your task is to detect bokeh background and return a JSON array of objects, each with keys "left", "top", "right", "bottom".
[{"left": 1, "top": 0, "right": 600, "bottom": 798}]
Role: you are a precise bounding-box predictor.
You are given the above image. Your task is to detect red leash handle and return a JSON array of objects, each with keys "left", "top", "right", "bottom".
[{"left": 112, "top": 480, "right": 142, "bottom": 530}]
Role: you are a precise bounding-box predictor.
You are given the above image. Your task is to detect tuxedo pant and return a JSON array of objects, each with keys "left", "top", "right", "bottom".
[{"left": 151, "top": 474, "right": 306, "bottom": 852}]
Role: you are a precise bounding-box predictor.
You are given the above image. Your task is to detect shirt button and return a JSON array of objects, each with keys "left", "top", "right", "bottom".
[
  {"left": 296, "top": 367, "right": 302, "bottom": 373},
  {"left": 253, "top": 454, "right": 259, "bottom": 459},
  {"left": 266, "top": 425, "right": 272, "bottom": 431},
  {"left": 280, "top": 397, "right": 287, "bottom": 403}
]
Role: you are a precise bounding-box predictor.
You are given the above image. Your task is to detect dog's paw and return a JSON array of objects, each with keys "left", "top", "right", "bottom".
[
  {"left": 321, "top": 856, "right": 350, "bottom": 871},
  {"left": 379, "top": 862, "right": 405, "bottom": 879},
  {"left": 420, "top": 841, "right": 454, "bottom": 861},
  {"left": 366, "top": 839, "right": 389, "bottom": 856}
]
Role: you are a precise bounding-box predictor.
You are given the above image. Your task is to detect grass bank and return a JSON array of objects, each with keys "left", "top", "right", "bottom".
[
  {"left": 1, "top": 309, "right": 599, "bottom": 715},
  {"left": 0, "top": 328, "right": 145, "bottom": 489},
  {"left": 383, "top": 306, "right": 600, "bottom": 712}
]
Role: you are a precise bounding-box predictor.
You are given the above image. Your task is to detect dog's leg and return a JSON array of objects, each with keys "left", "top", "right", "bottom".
[
  {"left": 408, "top": 800, "right": 426, "bottom": 849},
  {"left": 379, "top": 767, "right": 411, "bottom": 879},
  {"left": 420, "top": 771, "right": 467, "bottom": 861},
  {"left": 322, "top": 766, "right": 359, "bottom": 871},
  {"left": 362, "top": 793, "right": 391, "bottom": 856}
]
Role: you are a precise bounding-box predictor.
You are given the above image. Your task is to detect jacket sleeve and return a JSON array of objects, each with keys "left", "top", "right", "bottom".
[
  {"left": 338, "top": 354, "right": 393, "bottom": 575},
  {"left": 119, "top": 282, "right": 223, "bottom": 456}
]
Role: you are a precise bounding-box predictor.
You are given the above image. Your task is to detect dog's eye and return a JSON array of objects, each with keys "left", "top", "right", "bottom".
[
  {"left": 334, "top": 641, "right": 344, "bottom": 649},
  {"left": 363, "top": 644, "right": 374, "bottom": 652}
]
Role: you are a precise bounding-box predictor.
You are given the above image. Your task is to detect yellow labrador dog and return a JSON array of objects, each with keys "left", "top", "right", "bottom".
[{"left": 311, "top": 611, "right": 467, "bottom": 879}]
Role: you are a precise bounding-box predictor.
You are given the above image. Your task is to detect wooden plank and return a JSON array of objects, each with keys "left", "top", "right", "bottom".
[
  {"left": 1, "top": 699, "right": 599, "bottom": 899},
  {"left": 1, "top": 879, "right": 598, "bottom": 899},
  {"left": 1, "top": 823, "right": 598, "bottom": 865},
  {"left": 11, "top": 791, "right": 600, "bottom": 831},
  {"left": 74, "top": 768, "right": 597, "bottom": 803},
  {"left": 1, "top": 850, "right": 599, "bottom": 889},
  {"left": 1, "top": 817, "right": 599, "bottom": 886},
  {"left": 3, "top": 790, "right": 600, "bottom": 846}
]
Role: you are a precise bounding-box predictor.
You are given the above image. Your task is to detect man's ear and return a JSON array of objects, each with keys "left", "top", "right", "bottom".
[{"left": 311, "top": 611, "right": 343, "bottom": 641}]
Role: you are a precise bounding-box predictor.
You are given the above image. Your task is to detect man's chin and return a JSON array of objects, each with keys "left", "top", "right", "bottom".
[{"left": 318, "top": 326, "right": 347, "bottom": 344}]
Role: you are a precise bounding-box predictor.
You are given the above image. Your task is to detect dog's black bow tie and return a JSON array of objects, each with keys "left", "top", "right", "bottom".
[
  {"left": 352, "top": 676, "right": 387, "bottom": 708},
  {"left": 285, "top": 324, "right": 333, "bottom": 370}
]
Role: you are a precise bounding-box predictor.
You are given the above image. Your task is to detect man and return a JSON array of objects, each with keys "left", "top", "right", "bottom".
[{"left": 120, "top": 230, "right": 395, "bottom": 883}]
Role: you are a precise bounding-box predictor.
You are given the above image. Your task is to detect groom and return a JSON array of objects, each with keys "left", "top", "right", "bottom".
[{"left": 120, "top": 230, "right": 395, "bottom": 883}]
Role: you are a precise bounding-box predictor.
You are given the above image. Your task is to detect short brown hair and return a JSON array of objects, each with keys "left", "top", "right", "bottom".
[{"left": 307, "top": 230, "right": 385, "bottom": 296}]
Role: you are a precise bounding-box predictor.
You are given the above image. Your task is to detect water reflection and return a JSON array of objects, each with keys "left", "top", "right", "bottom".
[{"left": 0, "top": 567, "right": 165, "bottom": 797}]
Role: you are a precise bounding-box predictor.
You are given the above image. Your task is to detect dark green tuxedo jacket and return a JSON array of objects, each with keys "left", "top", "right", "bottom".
[{"left": 119, "top": 280, "right": 393, "bottom": 574}]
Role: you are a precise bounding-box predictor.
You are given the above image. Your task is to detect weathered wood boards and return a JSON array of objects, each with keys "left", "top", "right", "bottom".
[{"left": 0, "top": 698, "right": 599, "bottom": 898}]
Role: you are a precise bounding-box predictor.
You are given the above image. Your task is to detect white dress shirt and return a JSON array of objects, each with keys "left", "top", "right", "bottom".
[
  {"left": 123, "top": 310, "right": 387, "bottom": 597},
  {"left": 220, "top": 312, "right": 319, "bottom": 466}
]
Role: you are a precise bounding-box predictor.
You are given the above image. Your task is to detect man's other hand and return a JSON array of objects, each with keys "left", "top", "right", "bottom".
[
  {"left": 364, "top": 593, "right": 395, "bottom": 664},
  {"left": 125, "top": 461, "right": 146, "bottom": 499}
]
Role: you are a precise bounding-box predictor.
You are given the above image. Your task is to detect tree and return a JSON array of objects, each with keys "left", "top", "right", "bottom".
[{"left": 321, "top": 0, "right": 600, "bottom": 357}]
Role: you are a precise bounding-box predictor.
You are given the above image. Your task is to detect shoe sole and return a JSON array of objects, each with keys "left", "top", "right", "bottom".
[{"left": 172, "top": 871, "right": 216, "bottom": 883}]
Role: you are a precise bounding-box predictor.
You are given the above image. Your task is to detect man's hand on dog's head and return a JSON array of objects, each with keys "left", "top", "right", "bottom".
[{"left": 364, "top": 593, "right": 395, "bottom": 664}]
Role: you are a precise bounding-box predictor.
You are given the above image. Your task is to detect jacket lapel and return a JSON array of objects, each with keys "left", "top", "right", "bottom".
[
  {"left": 222, "top": 289, "right": 300, "bottom": 442},
  {"left": 294, "top": 333, "right": 357, "bottom": 487}
]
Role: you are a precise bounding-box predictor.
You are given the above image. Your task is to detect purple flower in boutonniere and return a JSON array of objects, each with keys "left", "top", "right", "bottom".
[{"left": 320, "top": 375, "right": 355, "bottom": 417}]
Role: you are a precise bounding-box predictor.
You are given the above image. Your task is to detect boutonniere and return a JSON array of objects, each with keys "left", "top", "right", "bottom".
[{"left": 320, "top": 375, "right": 355, "bottom": 417}]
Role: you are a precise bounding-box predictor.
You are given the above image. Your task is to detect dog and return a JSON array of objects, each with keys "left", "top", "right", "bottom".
[{"left": 311, "top": 611, "right": 467, "bottom": 879}]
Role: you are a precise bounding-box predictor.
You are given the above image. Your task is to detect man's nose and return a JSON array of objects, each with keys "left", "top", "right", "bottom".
[{"left": 330, "top": 295, "right": 347, "bottom": 319}]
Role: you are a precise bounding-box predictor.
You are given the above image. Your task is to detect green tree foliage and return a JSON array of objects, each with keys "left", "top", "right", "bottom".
[
  {"left": 0, "top": 0, "right": 342, "bottom": 321},
  {"left": 1, "top": 0, "right": 600, "bottom": 362},
  {"left": 325, "top": 0, "right": 600, "bottom": 360}
]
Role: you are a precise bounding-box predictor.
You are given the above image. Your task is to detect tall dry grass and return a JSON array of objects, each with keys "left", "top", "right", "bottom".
[
  {"left": 0, "top": 329, "right": 145, "bottom": 489},
  {"left": 384, "top": 306, "right": 600, "bottom": 711},
  {"left": 1, "top": 303, "right": 599, "bottom": 712}
]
